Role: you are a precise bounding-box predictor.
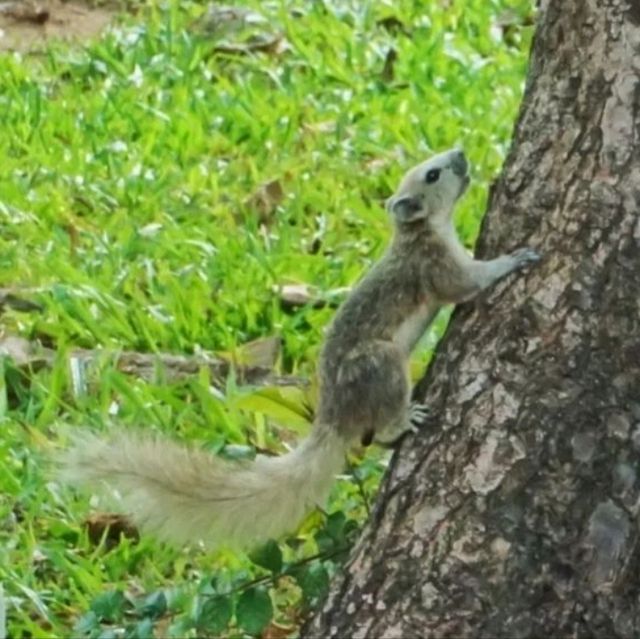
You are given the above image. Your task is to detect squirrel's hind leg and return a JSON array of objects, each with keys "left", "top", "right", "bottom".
[{"left": 320, "top": 341, "right": 409, "bottom": 445}]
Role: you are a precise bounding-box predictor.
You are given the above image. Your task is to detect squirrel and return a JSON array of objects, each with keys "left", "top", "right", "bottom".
[{"left": 60, "top": 148, "right": 540, "bottom": 549}]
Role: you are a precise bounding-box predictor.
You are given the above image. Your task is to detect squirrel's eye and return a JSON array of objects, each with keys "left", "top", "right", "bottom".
[{"left": 425, "top": 169, "right": 441, "bottom": 184}]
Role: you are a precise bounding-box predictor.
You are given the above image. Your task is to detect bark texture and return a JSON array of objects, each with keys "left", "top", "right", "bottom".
[{"left": 305, "top": 0, "right": 640, "bottom": 637}]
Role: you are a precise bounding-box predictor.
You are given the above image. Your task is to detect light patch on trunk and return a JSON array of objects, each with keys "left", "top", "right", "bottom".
[
  {"left": 421, "top": 582, "right": 440, "bottom": 609},
  {"left": 532, "top": 271, "right": 566, "bottom": 311},
  {"left": 353, "top": 622, "right": 372, "bottom": 639},
  {"left": 491, "top": 536, "right": 512, "bottom": 560},
  {"left": 412, "top": 501, "right": 449, "bottom": 536},
  {"left": 450, "top": 523, "right": 486, "bottom": 564},
  {"left": 458, "top": 372, "right": 489, "bottom": 403},
  {"left": 584, "top": 500, "right": 631, "bottom": 592},
  {"left": 377, "top": 623, "right": 406, "bottom": 639},
  {"left": 492, "top": 383, "right": 520, "bottom": 423},
  {"left": 601, "top": 71, "right": 636, "bottom": 167},
  {"left": 463, "top": 430, "right": 526, "bottom": 495}
]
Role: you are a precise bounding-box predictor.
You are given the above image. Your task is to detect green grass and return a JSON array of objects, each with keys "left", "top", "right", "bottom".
[{"left": 0, "top": 1, "right": 534, "bottom": 636}]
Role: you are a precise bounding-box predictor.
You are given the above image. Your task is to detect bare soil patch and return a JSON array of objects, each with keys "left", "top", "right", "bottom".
[{"left": 0, "top": 0, "right": 115, "bottom": 52}]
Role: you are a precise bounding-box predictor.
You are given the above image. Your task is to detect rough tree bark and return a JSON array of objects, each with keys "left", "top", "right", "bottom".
[{"left": 305, "top": 1, "right": 640, "bottom": 637}]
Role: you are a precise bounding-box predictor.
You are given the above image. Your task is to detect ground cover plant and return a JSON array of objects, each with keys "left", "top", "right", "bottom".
[{"left": 0, "top": 0, "right": 533, "bottom": 636}]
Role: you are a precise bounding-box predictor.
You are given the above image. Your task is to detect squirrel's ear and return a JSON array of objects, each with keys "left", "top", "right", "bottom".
[{"left": 386, "top": 195, "right": 425, "bottom": 222}]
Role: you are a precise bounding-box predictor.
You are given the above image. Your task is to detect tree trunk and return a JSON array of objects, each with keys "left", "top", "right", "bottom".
[{"left": 304, "top": 1, "right": 640, "bottom": 637}]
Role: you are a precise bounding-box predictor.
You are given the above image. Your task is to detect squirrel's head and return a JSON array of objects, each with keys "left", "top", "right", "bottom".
[{"left": 386, "top": 148, "right": 470, "bottom": 228}]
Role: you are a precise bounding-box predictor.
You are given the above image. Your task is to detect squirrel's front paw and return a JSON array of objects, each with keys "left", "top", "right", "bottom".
[
  {"left": 510, "top": 247, "right": 541, "bottom": 269},
  {"left": 409, "top": 402, "right": 430, "bottom": 429}
]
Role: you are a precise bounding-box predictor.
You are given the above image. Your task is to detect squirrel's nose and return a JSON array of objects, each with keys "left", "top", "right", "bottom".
[{"left": 450, "top": 149, "right": 468, "bottom": 177}]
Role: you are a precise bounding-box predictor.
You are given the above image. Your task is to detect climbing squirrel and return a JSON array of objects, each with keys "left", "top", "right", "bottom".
[{"left": 61, "top": 148, "right": 539, "bottom": 548}]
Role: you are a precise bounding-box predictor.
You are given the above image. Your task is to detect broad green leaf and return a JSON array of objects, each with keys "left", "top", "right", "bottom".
[
  {"left": 138, "top": 591, "right": 167, "bottom": 619},
  {"left": 90, "top": 590, "right": 125, "bottom": 623},
  {"left": 293, "top": 562, "right": 330, "bottom": 604},
  {"left": 124, "top": 618, "right": 154, "bottom": 639},
  {"left": 234, "top": 386, "right": 313, "bottom": 429},
  {"left": 325, "top": 511, "right": 347, "bottom": 541},
  {"left": 168, "top": 615, "right": 195, "bottom": 639},
  {"left": 196, "top": 595, "right": 233, "bottom": 635},
  {"left": 74, "top": 611, "right": 99, "bottom": 635},
  {"left": 314, "top": 511, "right": 358, "bottom": 552},
  {"left": 218, "top": 335, "right": 282, "bottom": 368},
  {"left": 248, "top": 539, "right": 283, "bottom": 574},
  {"left": 236, "top": 587, "right": 273, "bottom": 636}
]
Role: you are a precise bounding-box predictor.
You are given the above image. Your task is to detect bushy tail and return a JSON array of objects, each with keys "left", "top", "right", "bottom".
[{"left": 59, "top": 426, "right": 347, "bottom": 548}]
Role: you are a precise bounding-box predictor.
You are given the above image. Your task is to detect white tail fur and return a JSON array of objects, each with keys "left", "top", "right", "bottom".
[{"left": 60, "top": 426, "right": 347, "bottom": 548}]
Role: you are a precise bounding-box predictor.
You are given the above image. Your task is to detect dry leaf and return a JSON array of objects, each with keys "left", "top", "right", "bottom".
[
  {"left": 495, "top": 9, "right": 535, "bottom": 28},
  {"left": 376, "top": 15, "right": 408, "bottom": 34},
  {"left": 212, "top": 34, "right": 287, "bottom": 56},
  {"left": 261, "top": 621, "right": 295, "bottom": 639},
  {"left": 363, "top": 156, "right": 389, "bottom": 172},
  {"left": 244, "top": 178, "right": 285, "bottom": 223},
  {"left": 308, "top": 236, "right": 323, "bottom": 255},
  {"left": 85, "top": 513, "right": 139, "bottom": 547},
  {"left": 64, "top": 222, "right": 80, "bottom": 260},
  {"left": 0, "top": 335, "right": 53, "bottom": 368},
  {"left": 194, "top": 4, "right": 266, "bottom": 38},
  {"left": 381, "top": 47, "right": 398, "bottom": 83},
  {"left": 302, "top": 120, "right": 337, "bottom": 136},
  {"left": 31, "top": 548, "right": 47, "bottom": 564},
  {"left": 363, "top": 146, "right": 406, "bottom": 173},
  {"left": 228, "top": 335, "right": 282, "bottom": 369},
  {"left": 0, "top": 288, "right": 42, "bottom": 313},
  {"left": 193, "top": 5, "right": 288, "bottom": 57},
  {"left": 276, "top": 283, "right": 324, "bottom": 310},
  {"left": 494, "top": 9, "right": 535, "bottom": 46},
  {"left": 0, "top": 1, "right": 49, "bottom": 24},
  {"left": 276, "top": 284, "right": 350, "bottom": 312}
]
